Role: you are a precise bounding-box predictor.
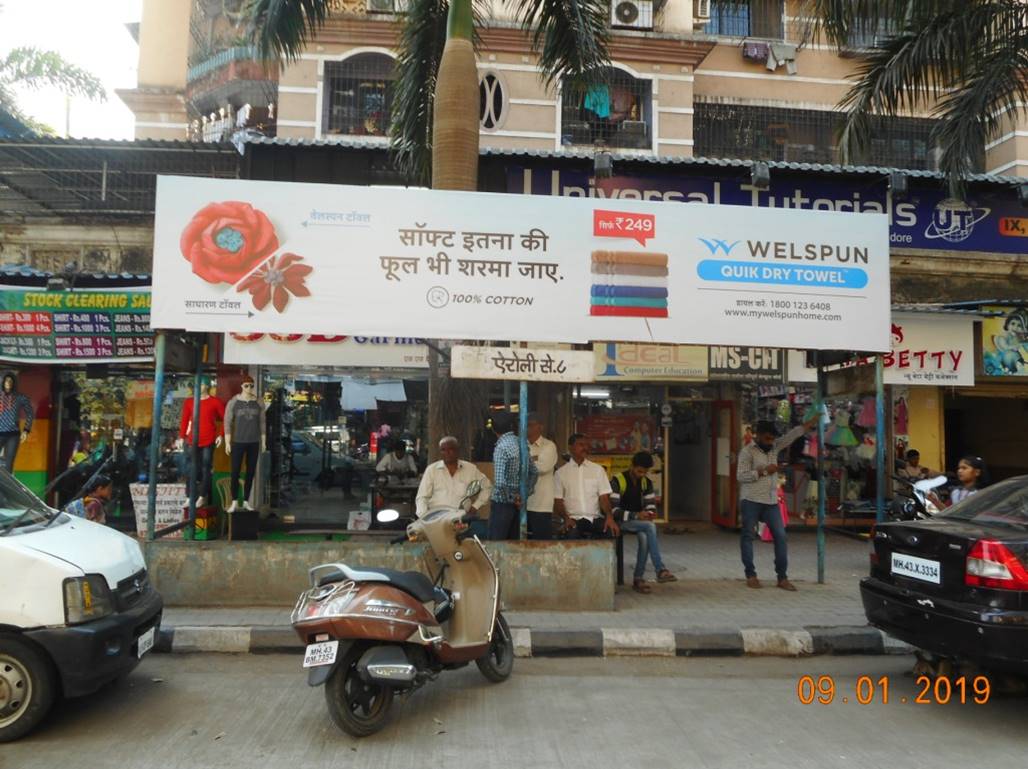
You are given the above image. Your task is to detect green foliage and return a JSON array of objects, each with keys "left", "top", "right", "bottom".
[{"left": 793, "top": 0, "right": 1028, "bottom": 196}]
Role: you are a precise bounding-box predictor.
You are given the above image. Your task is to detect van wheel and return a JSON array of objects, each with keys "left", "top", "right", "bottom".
[
  {"left": 476, "top": 613, "right": 514, "bottom": 683},
  {"left": 0, "top": 635, "right": 57, "bottom": 743},
  {"left": 324, "top": 645, "right": 394, "bottom": 738}
]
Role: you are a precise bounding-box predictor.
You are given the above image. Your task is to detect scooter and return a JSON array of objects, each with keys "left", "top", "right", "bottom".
[
  {"left": 888, "top": 474, "right": 948, "bottom": 520},
  {"left": 291, "top": 481, "right": 513, "bottom": 737}
]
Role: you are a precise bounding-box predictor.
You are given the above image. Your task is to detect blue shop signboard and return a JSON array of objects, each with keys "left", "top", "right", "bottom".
[{"left": 508, "top": 167, "right": 1028, "bottom": 255}]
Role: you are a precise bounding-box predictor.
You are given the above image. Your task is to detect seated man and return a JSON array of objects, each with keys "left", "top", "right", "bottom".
[
  {"left": 554, "top": 433, "right": 620, "bottom": 540},
  {"left": 415, "top": 436, "right": 492, "bottom": 517},
  {"left": 376, "top": 438, "right": 418, "bottom": 482},
  {"left": 610, "top": 452, "right": 677, "bottom": 594}
]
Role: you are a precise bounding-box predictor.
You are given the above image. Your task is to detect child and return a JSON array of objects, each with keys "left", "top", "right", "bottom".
[
  {"left": 66, "top": 474, "right": 114, "bottom": 523},
  {"left": 950, "top": 456, "right": 988, "bottom": 505}
]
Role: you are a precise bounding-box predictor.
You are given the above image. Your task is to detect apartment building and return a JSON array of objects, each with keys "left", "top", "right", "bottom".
[{"left": 120, "top": 0, "right": 1028, "bottom": 176}]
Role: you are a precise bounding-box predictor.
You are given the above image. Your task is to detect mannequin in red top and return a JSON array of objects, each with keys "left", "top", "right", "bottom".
[{"left": 178, "top": 376, "right": 225, "bottom": 507}]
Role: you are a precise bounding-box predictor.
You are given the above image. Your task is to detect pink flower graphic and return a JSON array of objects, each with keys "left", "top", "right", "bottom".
[
  {"left": 237, "top": 253, "right": 312, "bottom": 313},
  {"left": 180, "top": 201, "right": 279, "bottom": 284}
]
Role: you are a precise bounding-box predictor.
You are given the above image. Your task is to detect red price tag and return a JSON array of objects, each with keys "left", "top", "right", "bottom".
[{"left": 593, "top": 209, "right": 656, "bottom": 246}]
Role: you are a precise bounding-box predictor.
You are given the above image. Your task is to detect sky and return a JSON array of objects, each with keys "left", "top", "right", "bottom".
[{"left": 0, "top": 0, "right": 141, "bottom": 139}]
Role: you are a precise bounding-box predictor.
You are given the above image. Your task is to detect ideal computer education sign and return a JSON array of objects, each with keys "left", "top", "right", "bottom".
[{"left": 152, "top": 176, "right": 890, "bottom": 351}]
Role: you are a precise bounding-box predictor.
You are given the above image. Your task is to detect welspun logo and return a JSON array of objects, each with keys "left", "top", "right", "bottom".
[{"left": 698, "top": 238, "right": 740, "bottom": 255}]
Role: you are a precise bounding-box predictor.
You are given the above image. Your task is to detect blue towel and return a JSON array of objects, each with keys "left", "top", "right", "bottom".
[{"left": 590, "top": 285, "right": 668, "bottom": 298}]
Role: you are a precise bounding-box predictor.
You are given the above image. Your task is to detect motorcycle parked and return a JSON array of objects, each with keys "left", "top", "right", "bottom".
[
  {"left": 291, "top": 481, "right": 513, "bottom": 737},
  {"left": 888, "top": 474, "right": 948, "bottom": 521}
]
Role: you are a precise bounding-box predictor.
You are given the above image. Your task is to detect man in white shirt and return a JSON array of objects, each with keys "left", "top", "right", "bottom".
[
  {"left": 376, "top": 439, "right": 418, "bottom": 481},
  {"left": 415, "top": 436, "right": 492, "bottom": 517},
  {"left": 526, "top": 414, "right": 559, "bottom": 540},
  {"left": 554, "top": 433, "right": 620, "bottom": 539}
]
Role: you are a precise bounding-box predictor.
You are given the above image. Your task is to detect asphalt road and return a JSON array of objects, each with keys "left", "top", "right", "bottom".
[{"left": 4, "top": 654, "right": 1024, "bottom": 769}]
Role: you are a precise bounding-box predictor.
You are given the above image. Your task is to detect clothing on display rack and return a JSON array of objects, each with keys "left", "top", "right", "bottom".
[
  {"left": 894, "top": 397, "right": 909, "bottom": 435},
  {"left": 856, "top": 397, "right": 877, "bottom": 428},
  {"left": 179, "top": 385, "right": 225, "bottom": 505},
  {"left": 826, "top": 409, "right": 859, "bottom": 447},
  {"left": 0, "top": 373, "right": 33, "bottom": 472},
  {"left": 224, "top": 376, "right": 266, "bottom": 512}
]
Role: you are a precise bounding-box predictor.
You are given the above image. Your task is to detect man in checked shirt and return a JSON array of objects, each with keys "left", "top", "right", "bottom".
[
  {"left": 488, "top": 411, "right": 537, "bottom": 540},
  {"left": 737, "top": 416, "right": 817, "bottom": 591}
]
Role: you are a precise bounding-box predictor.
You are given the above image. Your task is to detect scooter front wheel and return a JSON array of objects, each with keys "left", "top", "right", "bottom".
[
  {"left": 324, "top": 645, "right": 395, "bottom": 737},
  {"left": 475, "top": 612, "right": 514, "bottom": 683}
]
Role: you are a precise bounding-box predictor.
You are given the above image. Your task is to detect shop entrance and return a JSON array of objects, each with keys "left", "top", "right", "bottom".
[{"left": 944, "top": 387, "right": 1028, "bottom": 484}]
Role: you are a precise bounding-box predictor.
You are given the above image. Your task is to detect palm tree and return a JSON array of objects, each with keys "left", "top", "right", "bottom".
[
  {"left": 247, "top": 0, "right": 611, "bottom": 188},
  {"left": 0, "top": 6, "right": 106, "bottom": 135},
  {"left": 797, "top": 0, "right": 1028, "bottom": 196}
]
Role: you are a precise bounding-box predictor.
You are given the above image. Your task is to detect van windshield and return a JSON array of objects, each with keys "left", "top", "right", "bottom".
[{"left": 0, "top": 470, "right": 55, "bottom": 534}]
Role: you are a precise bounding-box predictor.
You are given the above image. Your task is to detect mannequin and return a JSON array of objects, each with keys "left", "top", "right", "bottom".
[
  {"left": 178, "top": 376, "right": 225, "bottom": 507},
  {"left": 0, "top": 373, "right": 33, "bottom": 472},
  {"left": 224, "top": 375, "right": 266, "bottom": 512}
]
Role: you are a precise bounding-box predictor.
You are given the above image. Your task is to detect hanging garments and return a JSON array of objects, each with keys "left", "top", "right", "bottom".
[
  {"left": 894, "top": 397, "right": 909, "bottom": 435},
  {"left": 826, "top": 409, "right": 859, "bottom": 447},
  {"left": 855, "top": 397, "right": 877, "bottom": 428},
  {"left": 583, "top": 85, "right": 611, "bottom": 118}
]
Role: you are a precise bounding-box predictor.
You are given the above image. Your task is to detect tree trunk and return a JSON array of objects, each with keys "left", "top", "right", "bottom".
[
  {"left": 431, "top": 0, "right": 478, "bottom": 190},
  {"left": 426, "top": 0, "right": 487, "bottom": 462}
]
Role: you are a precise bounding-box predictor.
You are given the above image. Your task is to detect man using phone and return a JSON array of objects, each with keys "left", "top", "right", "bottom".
[{"left": 737, "top": 416, "right": 817, "bottom": 591}]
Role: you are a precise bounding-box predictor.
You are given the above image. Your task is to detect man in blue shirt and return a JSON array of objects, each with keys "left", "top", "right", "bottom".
[{"left": 488, "top": 411, "right": 536, "bottom": 540}]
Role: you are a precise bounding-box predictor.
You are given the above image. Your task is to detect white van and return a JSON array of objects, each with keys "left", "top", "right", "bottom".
[{"left": 0, "top": 471, "right": 163, "bottom": 741}]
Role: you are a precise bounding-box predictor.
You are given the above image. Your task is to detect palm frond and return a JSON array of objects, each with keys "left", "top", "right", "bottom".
[
  {"left": 834, "top": 1, "right": 1023, "bottom": 179},
  {"left": 932, "top": 15, "right": 1028, "bottom": 196},
  {"left": 0, "top": 48, "right": 106, "bottom": 101},
  {"left": 245, "top": 0, "right": 333, "bottom": 63},
  {"left": 511, "top": 0, "right": 611, "bottom": 86},
  {"left": 390, "top": 0, "right": 450, "bottom": 184}
]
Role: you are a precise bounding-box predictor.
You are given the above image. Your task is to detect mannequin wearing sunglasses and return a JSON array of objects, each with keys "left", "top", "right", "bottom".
[{"left": 224, "top": 375, "right": 266, "bottom": 512}]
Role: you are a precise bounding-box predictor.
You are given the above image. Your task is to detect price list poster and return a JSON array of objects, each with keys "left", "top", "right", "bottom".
[{"left": 0, "top": 289, "right": 154, "bottom": 363}]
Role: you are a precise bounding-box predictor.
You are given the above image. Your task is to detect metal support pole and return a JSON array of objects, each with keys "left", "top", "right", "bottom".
[
  {"left": 815, "top": 352, "right": 826, "bottom": 585},
  {"left": 503, "top": 380, "right": 511, "bottom": 410},
  {"left": 875, "top": 355, "right": 886, "bottom": 523},
  {"left": 518, "top": 381, "right": 529, "bottom": 540},
  {"left": 186, "top": 341, "right": 203, "bottom": 538},
  {"left": 146, "top": 331, "right": 167, "bottom": 541}
]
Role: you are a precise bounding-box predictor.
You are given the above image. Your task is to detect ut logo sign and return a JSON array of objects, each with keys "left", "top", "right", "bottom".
[{"left": 698, "top": 238, "right": 739, "bottom": 255}]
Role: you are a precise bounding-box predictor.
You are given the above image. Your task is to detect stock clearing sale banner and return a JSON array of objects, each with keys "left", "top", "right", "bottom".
[
  {"left": 0, "top": 288, "right": 153, "bottom": 363},
  {"left": 151, "top": 177, "right": 891, "bottom": 352}
]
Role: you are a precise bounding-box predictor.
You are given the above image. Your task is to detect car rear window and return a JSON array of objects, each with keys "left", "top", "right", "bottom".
[{"left": 936, "top": 477, "right": 1028, "bottom": 530}]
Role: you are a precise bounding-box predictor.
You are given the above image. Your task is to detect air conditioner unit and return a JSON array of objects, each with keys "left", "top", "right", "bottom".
[
  {"left": 694, "top": 0, "right": 710, "bottom": 21},
  {"left": 367, "top": 0, "right": 407, "bottom": 13},
  {"left": 610, "top": 0, "right": 653, "bottom": 30}
]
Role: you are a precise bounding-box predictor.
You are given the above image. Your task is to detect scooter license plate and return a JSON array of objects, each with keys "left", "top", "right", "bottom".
[{"left": 303, "top": 640, "right": 339, "bottom": 668}]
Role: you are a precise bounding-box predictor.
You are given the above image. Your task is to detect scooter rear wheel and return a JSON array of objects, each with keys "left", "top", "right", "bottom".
[
  {"left": 324, "top": 645, "right": 395, "bottom": 737},
  {"left": 475, "top": 613, "right": 514, "bottom": 683}
]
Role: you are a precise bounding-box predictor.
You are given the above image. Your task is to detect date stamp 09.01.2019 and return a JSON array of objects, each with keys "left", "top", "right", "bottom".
[{"left": 796, "top": 675, "right": 991, "bottom": 705}]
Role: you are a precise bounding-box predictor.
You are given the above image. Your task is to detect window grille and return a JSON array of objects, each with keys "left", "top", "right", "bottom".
[
  {"left": 694, "top": 102, "right": 957, "bottom": 171},
  {"left": 706, "top": 0, "right": 783, "bottom": 39},
  {"left": 561, "top": 69, "right": 652, "bottom": 150},
  {"left": 323, "top": 54, "right": 396, "bottom": 137},
  {"left": 479, "top": 73, "right": 506, "bottom": 131}
]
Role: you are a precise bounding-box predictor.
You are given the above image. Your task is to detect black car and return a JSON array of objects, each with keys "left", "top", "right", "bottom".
[{"left": 861, "top": 475, "right": 1028, "bottom": 676}]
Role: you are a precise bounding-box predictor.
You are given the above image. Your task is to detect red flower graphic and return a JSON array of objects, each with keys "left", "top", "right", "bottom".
[
  {"left": 180, "top": 201, "right": 279, "bottom": 284},
  {"left": 237, "top": 253, "right": 312, "bottom": 313}
]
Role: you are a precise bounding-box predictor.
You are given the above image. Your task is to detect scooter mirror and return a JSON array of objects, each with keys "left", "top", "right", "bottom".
[
  {"left": 914, "top": 476, "right": 948, "bottom": 493},
  {"left": 377, "top": 508, "right": 400, "bottom": 523}
]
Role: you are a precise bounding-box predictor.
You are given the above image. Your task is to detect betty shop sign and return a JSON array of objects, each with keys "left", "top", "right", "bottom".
[
  {"left": 152, "top": 176, "right": 890, "bottom": 351},
  {"left": 787, "top": 313, "right": 975, "bottom": 386}
]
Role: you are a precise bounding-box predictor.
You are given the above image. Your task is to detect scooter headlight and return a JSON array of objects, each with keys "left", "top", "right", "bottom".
[{"left": 63, "top": 575, "right": 115, "bottom": 625}]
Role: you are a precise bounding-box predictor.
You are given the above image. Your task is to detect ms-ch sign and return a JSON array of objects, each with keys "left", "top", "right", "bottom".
[{"left": 708, "top": 347, "right": 784, "bottom": 383}]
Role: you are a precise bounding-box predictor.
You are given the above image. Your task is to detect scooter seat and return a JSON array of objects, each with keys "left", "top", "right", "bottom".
[{"left": 318, "top": 564, "right": 437, "bottom": 603}]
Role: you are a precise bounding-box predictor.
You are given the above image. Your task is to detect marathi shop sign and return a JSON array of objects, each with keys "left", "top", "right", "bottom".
[
  {"left": 224, "top": 333, "right": 428, "bottom": 367},
  {"left": 0, "top": 288, "right": 153, "bottom": 363},
  {"left": 788, "top": 313, "right": 975, "bottom": 386},
  {"left": 152, "top": 177, "right": 890, "bottom": 351},
  {"left": 510, "top": 168, "right": 1027, "bottom": 256},
  {"left": 451, "top": 345, "right": 594, "bottom": 382},
  {"left": 708, "top": 346, "right": 785, "bottom": 383}
]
